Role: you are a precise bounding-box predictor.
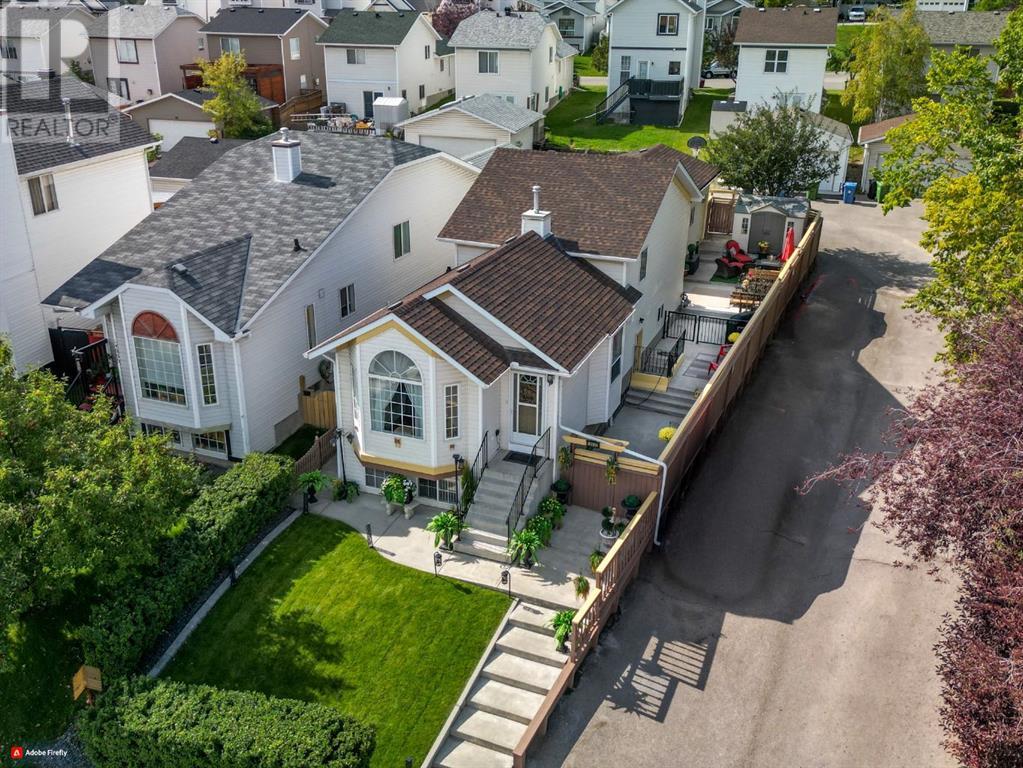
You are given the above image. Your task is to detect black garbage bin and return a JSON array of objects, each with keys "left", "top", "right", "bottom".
[{"left": 726, "top": 310, "right": 755, "bottom": 338}]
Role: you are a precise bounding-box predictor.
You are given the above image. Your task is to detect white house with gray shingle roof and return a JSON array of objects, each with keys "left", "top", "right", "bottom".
[
  {"left": 0, "top": 6, "right": 93, "bottom": 77},
  {"left": 450, "top": 10, "right": 575, "bottom": 112},
  {"left": 44, "top": 130, "right": 480, "bottom": 459},
  {"left": 544, "top": 0, "right": 606, "bottom": 53},
  {"left": 395, "top": 93, "right": 543, "bottom": 157}
]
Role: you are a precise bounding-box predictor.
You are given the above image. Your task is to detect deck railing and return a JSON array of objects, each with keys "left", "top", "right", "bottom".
[
  {"left": 638, "top": 331, "right": 686, "bottom": 378},
  {"left": 506, "top": 428, "right": 550, "bottom": 541},
  {"left": 595, "top": 79, "right": 632, "bottom": 123},
  {"left": 664, "top": 310, "right": 731, "bottom": 346},
  {"left": 65, "top": 338, "right": 124, "bottom": 420},
  {"left": 629, "top": 78, "right": 682, "bottom": 98}
]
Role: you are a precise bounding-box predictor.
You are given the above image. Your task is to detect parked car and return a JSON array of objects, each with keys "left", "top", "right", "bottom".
[
  {"left": 701, "top": 60, "right": 737, "bottom": 79},
  {"left": 847, "top": 6, "right": 867, "bottom": 21}
]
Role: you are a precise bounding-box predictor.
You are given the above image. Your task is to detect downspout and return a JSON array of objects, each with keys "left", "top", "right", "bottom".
[
  {"left": 315, "top": 350, "right": 343, "bottom": 480},
  {"left": 558, "top": 424, "right": 667, "bottom": 546}
]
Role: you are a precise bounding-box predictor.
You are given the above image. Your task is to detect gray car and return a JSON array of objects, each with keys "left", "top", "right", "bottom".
[{"left": 701, "top": 59, "right": 737, "bottom": 79}]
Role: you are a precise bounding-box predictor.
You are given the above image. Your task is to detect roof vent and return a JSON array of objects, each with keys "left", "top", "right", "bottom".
[
  {"left": 271, "top": 127, "right": 302, "bottom": 182},
  {"left": 293, "top": 238, "right": 305, "bottom": 252},
  {"left": 170, "top": 262, "right": 189, "bottom": 275},
  {"left": 62, "top": 97, "right": 78, "bottom": 146}
]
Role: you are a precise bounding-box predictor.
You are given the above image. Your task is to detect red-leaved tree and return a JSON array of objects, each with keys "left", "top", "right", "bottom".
[
  {"left": 803, "top": 307, "right": 1023, "bottom": 767},
  {"left": 432, "top": 0, "right": 479, "bottom": 39}
]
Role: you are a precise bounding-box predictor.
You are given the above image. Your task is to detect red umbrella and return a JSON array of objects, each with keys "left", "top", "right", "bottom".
[{"left": 779, "top": 226, "right": 796, "bottom": 262}]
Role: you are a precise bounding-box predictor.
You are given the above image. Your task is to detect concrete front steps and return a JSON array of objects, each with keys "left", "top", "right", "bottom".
[
  {"left": 432, "top": 602, "right": 567, "bottom": 768},
  {"left": 454, "top": 458, "right": 542, "bottom": 563},
  {"left": 624, "top": 386, "right": 697, "bottom": 418}
]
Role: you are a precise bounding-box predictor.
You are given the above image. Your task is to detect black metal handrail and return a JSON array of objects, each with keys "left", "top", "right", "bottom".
[
  {"left": 596, "top": 78, "right": 632, "bottom": 123},
  {"left": 664, "top": 310, "right": 730, "bottom": 346},
  {"left": 506, "top": 427, "right": 550, "bottom": 541},
  {"left": 460, "top": 431, "right": 489, "bottom": 519},
  {"left": 64, "top": 338, "right": 125, "bottom": 422},
  {"left": 638, "top": 331, "right": 686, "bottom": 378},
  {"left": 629, "top": 78, "right": 683, "bottom": 98}
]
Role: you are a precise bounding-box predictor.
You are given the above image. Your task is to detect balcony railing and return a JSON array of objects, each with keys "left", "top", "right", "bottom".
[
  {"left": 638, "top": 332, "right": 686, "bottom": 378},
  {"left": 65, "top": 338, "right": 124, "bottom": 421},
  {"left": 629, "top": 78, "right": 682, "bottom": 99}
]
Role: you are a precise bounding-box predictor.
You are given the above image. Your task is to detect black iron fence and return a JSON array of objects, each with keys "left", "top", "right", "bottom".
[
  {"left": 638, "top": 332, "right": 686, "bottom": 378},
  {"left": 507, "top": 428, "right": 550, "bottom": 541},
  {"left": 629, "top": 78, "right": 682, "bottom": 98},
  {"left": 461, "top": 431, "right": 489, "bottom": 519},
  {"left": 664, "top": 311, "right": 730, "bottom": 346},
  {"left": 65, "top": 338, "right": 124, "bottom": 420}
]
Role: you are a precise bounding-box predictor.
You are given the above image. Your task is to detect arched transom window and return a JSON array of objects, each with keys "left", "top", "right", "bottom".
[
  {"left": 368, "top": 350, "right": 423, "bottom": 439},
  {"left": 132, "top": 311, "right": 186, "bottom": 405}
]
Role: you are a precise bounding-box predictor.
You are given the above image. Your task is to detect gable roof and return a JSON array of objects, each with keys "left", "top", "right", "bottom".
[
  {"left": 2, "top": 76, "right": 156, "bottom": 175},
  {"left": 0, "top": 6, "right": 88, "bottom": 38},
  {"left": 734, "top": 194, "right": 809, "bottom": 217},
  {"left": 439, "top": 145, "right": 718, "bottom": 258},
  {"left": 917, "top": 10, "right": 1009, "bottom": 47},
  {"left": 804, "top": 110, "right": 852, "bottom": 142},
  {"left": 85, "top": 4, "right": 198, "bottom": 39},
  {"left": 200, "top": 7, "right": 325, "bottom": 37},
  {"left": 45, "top": 132, "right": 441, "bottom": 335},
  {"left": 397, "top": 93, "right": 543, "bottom": 133},
  {"left": 857, "top": 112, "right": 914, "bottom": 144},
  {"left": 312, "top": 232, "right": 639, "bottom": 379},
  {"left": 125, "top": 89, "right": 278, "bottom": 118},
  {"left": 543, "top": 0, "right": 599, "bottom": 17},
  {"left": 318, "top": 9, "right": 424, "bottom": 46},
  {"left": 556, "top": 38, "right": 577, "bottom": 57},
  {"left": 705, "top": 0, "right": 753, "bottom": 15},
  {"left": 449, "top": 11, "right": 550, "bottom": 49},
  {"left": 733, "top": 6, "right": 837, "bottom": 46},
  {"left": 607, "top": 0, "right": 701, "bottom": 16},
  {"left": 148, "top": 137, "right": 249, "bottom": 180}
]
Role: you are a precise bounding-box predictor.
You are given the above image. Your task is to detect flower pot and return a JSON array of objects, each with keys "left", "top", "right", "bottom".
[
  {"left": 599, "top": 528, "right": 619, "bottom": 552},
  {"left": 522, "top": 554, "right": 534, "bottom": 570},
  {"left": 306, "top": 486, "right": 318, "bottom": 504},
  {"left": 622, "top": 499, "right": 641, "bottom": 519},
  {"left": 385, "top": 500, "right": 403, "bottom": 516},
  {"left": 550, "top": 483, "right": 571, "bottom": 505},
  {"left": 403, "top": 503, "right": 416, "bottom": 520}
]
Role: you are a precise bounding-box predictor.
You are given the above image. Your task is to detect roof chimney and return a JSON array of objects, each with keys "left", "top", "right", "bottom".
[
  {"left": 521, "top": 184, "right": 551, "bottom": 238},
  {"left": 271, "top": 127, "right": 301, "bottom": 182}
]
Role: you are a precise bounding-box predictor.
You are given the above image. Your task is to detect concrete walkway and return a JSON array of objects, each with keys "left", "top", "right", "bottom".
[
  {"left": 303, "top": 489, "right": 601, "bottom": 609},
  {"left": 579, "top": 75, "right": 607, "bottom": 87}
]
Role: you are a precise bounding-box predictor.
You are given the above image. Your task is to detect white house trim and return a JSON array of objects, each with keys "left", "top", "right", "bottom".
[
  {"left": 82, "top": 284, "right": 233, "bottom": 342},
  {"left": 231, "top": 335, "right": 251, "bottom": 455}
]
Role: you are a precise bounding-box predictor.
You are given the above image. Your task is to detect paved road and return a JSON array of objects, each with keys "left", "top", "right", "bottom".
[{"left": 534, "top": 200, "right": 957, "bottom": 768}]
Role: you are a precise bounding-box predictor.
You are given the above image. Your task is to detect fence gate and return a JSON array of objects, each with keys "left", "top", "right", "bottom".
[
  {"left": 664, "top": 311, "right": 730, "bottom": 346},
  {"left": 706, "top": 198, "right": 735, "bottom": 235}
]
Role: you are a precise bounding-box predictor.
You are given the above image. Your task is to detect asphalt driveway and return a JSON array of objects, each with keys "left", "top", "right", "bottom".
[{"left": 533, "top": 199, "right": 957, "bottom": 768}]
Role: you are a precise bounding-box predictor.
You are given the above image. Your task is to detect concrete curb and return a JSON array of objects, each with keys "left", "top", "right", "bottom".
[{"left": 147, "top": 509, "right": 303, "bottom": 678}]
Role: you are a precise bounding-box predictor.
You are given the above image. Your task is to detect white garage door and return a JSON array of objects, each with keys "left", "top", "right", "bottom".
[
  {"left": 418, "top": 135, "right": 496, "bottom": 158},
  {"left": 149, "top": 119, "right": 214, "bottom": 152}
]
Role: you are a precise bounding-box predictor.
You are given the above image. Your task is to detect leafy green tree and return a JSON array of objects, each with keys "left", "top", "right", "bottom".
[
  {"left": 0, "top": 340, "right": 198, "bottom": 664},
  {"left": 973, "top": 0, "right": 1016, "bottom": 10},
  {"left": 590, "top": 35, "right": 608, "bottom": 74},
  {"left": 706, "top": 96, "right": 841, "bottom": 196},
  {"left": 705, "top": 22, "right": 737, "bottom": 70},
  {"left": 875, "top": 9, "right": 1023, "bottom": 361},
  {"left": 842, "top": 3, "right": 930, "bottom": 123},
  {"left": 199, "top": 53, "right": 272, "bottom": 139}
]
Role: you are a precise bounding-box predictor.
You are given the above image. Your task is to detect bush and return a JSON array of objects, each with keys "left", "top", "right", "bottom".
[
  {"left": 78, "top": 677, "right": 374, "bottom": 768},
  {"left": 80, "top": 453, "right": 294, "bottom": 675}
]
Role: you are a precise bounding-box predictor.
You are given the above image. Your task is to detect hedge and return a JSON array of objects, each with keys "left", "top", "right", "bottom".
[
  {"left": 79, "top": 677, "right": 374, "bottom": 768},
  {"left": 79, "top": 453, "right": 294, "bottom": 675}
]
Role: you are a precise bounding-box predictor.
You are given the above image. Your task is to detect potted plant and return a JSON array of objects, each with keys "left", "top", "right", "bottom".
[
  {"left": 658, "top": 426, "right": 676, "bottom": 443},
  {"left": 574, "top": 574, "right": 590, "bottom": 600},
  {"left": 549, "top": 609, "right": 576, "bottom": 653},
  {"left": 589, "top": 549, "right": 605, "bottom": 575},
  {"left": 605, "top": 454, "right": 619, "bottom": 484},
  {"left": 538, "top": 495, "right": 565, "bottom": 529},
  {"left": 380, "top": 474, "right": 410, "bottom": 516},
  {"left": 298, "top": 470, "right": 330, "bottom": 504},
  {"left": 599, "top": 506, "right": 620, "bottom": 551},
  {"left": 507, "top": 529, "right": 543, "bottom": 569},
  {"left": 332, "top": 479, "right": 359, "bottom": 503},
  {"left": 550, "top": 477, "right": 572, "bottom": 505},
  {"left": 426, "top": 510, "right": 467, "bottom": 551},
  {"left": 557, "top": 445, "right": 574, "bottom": 472},
  {"left": 757, "top": 239, "right": 770, "bottom": 255},
  {"left": 621, "top": 494, "right": 642, "bottom": 518},
  {"left": 526, "top": 513, "right": 553, "bottom": 547}
]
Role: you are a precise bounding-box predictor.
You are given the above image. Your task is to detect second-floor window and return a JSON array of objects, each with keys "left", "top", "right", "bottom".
[
  {"left": 424, "top": 44, "right": 431, "bottom": 59},
  {"left": 657, "top": 14, "right": 678, "bottom": 36},
  {"left": 0, "top": 39, "right": 17, "bottom": 59},
  {"left": 115, "top": 39, "right": 138, "bottom": 63},
  {"left": 195, "top": 343, "right": 217, "bottom": 405},
  {"left": 28, "top": 173, "right": 58, "bottom": 215},
  {"left": 765, "top": 49, "right": 788, "bottom": 73},
  {"left": 558, "top": 17, "right": 574, "bottom": 36},
  {"left": 339, "top": 283, "right": 355, "bottom": 319},
  {"left": 289, "top": 37, "right": 301, "bottom": 60},
  {"left": 393, "top": 220, "right": 411, "bottom": 259},
  {"left": 444, "top": 384, "right": 459, "bottom": 439},
  {"left": 132, "top": 311, "right": 186, "bottom": 406},
  {"left": 346, "top": 48, "right": 366, "bottom": 64},
  {"left": 639, "top": 247, "right": 648, "bottom": 281},
  {"left": 610, "top": 328, "right": 623, "bottom": 382},
  {"left": 221, "top": 37, "right": 241, "bottom": 55},
  {"left": 478, "top": 50, "right": 498, "bottom": 74}
]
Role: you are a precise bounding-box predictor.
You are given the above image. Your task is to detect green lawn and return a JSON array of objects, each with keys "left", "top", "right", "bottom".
[
  {"left": 545, "top": 86, "right": 731, "bottom": 153},
  {"left": 271, "top": 424, "right": 326, "bottom": 460},
  {"left": 573, "top": 54, "right": 604, "bottom": 78},
  {"left": 835, "top": 22, "right": 873, "bottom": 51},
  {"left": 165, "top": 515, "right": 510, "bottom": 768}
]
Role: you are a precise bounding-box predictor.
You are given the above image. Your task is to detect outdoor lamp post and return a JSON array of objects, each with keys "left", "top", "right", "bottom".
[
  {"left": 452, "top": 453, "right": 464, "bottom": 515},
  {"left": 433, "top": 550, "right": 443, "bottom": 576},
  {"left": 500, "top": 569, "right": 511, "bottom": 597}
]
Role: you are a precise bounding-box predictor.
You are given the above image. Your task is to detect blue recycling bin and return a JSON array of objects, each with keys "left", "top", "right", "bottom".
[{"left": 842, "top": 181, "right": 857, "bottom": 204}]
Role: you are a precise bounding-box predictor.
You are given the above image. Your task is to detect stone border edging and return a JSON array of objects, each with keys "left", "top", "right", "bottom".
[{"left": 147, "top": 509, "right": 303, "bottom": 678}]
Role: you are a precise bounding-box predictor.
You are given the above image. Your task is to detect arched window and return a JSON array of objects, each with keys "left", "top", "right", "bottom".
[
  {"left": 368, "top": 350, "right": 423, "bottom": 438},
  {"left": 132, "top": 311, "right": 186, "bottom": 405}
]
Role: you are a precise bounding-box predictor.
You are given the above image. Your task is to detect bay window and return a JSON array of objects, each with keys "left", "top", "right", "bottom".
[
  {"left": 369, "top": 351, "right": 423, "bottom": 438},
  {"left": 132, "top": 311, "right": 186, "bottom": 405}
]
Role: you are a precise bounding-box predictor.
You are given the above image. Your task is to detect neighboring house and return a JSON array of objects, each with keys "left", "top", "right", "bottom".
[
  {"left": 0, "top": 76, "right": 156, "bottom": 371},
  {"left": 438, "top": 145, "right": 719, "bottom": 418},
  {"left": 199, "top": 7, "right": 328, "bottom": 103},
  {"left": 395, "top": 92, "right": 542, "bottom": 157},
  {"left": 318, "top": 10, "right": 454, "bottom": 117},
  {"left": 704, "top": 0, "right": 750, "bottom": 33},
  {"left": 806, "top": 110, "right": 851, "bottom": 196},
  {"left": 605, "top": 0, "right": 706, "bottom": 124},
  {"left": 86, "top": 4, "right": 205, "bottom": 103},
  {"left": 913, "top": 0, "right": 968, "bottom": 11},
  {"left": 732, "top": 6, "right": 837, "bottom": 113},
  {"left": 543, "top": 0, "right": 603, "bottom": 53},
  {"left": 304, "top": 227, "right": 638, "bottom": 527},
  {"left": 124, "top": 88, "right": 277, "bottom": 150},
  {"left": 0, "top": 6, "right": 92, "bottom": 77},
  {"left": 918, "top": 10, "right": 1010, "bottom": 80},
  {"left": 147, "top": 0, "right": 219, "bottom": 24},
  {"left": 450, "top": 10, "right": 575, "bottom": 112},
  {"left": 44, "top": 131, "right": 481, "bottom": 459},
  {"left": 857, "top": 112, "right": 913, "bottom": 193},
  {"left": 147, "top": 135, "right": 247, "bottom": 203},
  {"left": 333, "top": 0, "right": 442, "bottom": 13}
]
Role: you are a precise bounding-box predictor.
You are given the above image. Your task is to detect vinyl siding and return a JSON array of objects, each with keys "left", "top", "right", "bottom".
[
  {"left": 90, "top": 36, "right": 162, "bottom": 103},
  {"left": 323, "top": 44, "right": 398, "bottom": 112},
  {"left": 454, "top": 47, "right": 533, "bottom": 106},
  {"left": 153, "top": 17, "right": 206, "bottom": 95},
  {"left": 734, "top": 44, "right": 828, "bottom": 113},
  {"left": 281, "top": 16, "right": 328, "bottom": 98},
  {"left": 402, "top": 110, "right": 511, "bottom": 148},
  {"left": 395, "top": 18, "right": 455, "bottom": 113},
  {"left": 586, "top": 334, "right": 611, "bottom": 423}
]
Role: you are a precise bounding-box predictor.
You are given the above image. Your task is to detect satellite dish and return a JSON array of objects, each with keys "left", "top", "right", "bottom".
[{"left": 687, "top": 136, "right": 708, "bottom": 156}]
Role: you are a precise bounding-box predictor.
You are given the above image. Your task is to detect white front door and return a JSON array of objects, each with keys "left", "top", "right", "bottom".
[
  {"left": 510, "top": 373, "right": 543, "bottom": 453},
  {"left": 638, "top": 60, "right": 650, "bottom": 79}
]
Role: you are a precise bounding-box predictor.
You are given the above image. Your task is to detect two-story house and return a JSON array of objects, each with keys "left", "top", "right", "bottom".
[
  {"left": 199, "top": 8, "right": 328, "bottom": 103},
  {"left": 318, "top": 10, "right": 454, "bottom": 117},
  {"left": 450, "top": 10, "right": 575, "bottom": 112},
  {"left": 0, "top": 6, "right": 93, "bottom": 78},
  {"left": 87, "top": 4, "right": 205, "bottom": 104},
  {"left": 0, "top": 76, "right": 156, "bottom": 371},
  {"left": 731, "top": 6, "right": 836, "bottom": 113},
  {"left": 543, "top": 0, "right": 605, "bottom": 53},
  {"left": 44, "top": 130, "right": 480, "bottom": 459},
  {"left": 605, "top": 0, "right": 705, "bottom": 124},
  {"left": 703, "top": 0, "right": 751, "bottom": 34},
  {"left": 438, "top": 145, "right": 718, "bottom": 419},
  {"left": 918, "top": 11, "right": 1009, "bottom": 81}
]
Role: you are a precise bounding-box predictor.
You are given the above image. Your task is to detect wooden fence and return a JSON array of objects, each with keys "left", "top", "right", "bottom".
[
  {"left": 294, "top": 430, "right": 336, "bottom": 477},
  {"left": 276, "top": 90, "right": 324, "bottom": 128},
  {"left": 298, "top": 376, "right": 336, "bottom": 431},
  {"left": 512, "top": 491, "right": 658, "bottom": 767},
  {"left": 563, "top": 438, "right": 661, "bottom": 511}
]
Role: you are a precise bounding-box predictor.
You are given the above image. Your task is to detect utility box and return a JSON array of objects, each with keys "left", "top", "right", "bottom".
[{"left": 373, "top": 97, "right": 409, "bottom": 136}]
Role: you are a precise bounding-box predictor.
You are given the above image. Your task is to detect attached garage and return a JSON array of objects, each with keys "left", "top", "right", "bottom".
[
  {"left": 125, "top": 90, "right": 278, "bottom": 151},
  {"left": 148, "top": 119, "right": 214, "bottom": 151}
]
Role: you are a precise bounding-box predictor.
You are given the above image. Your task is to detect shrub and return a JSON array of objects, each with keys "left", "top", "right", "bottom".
[
  {"left": 80, "top": 453, "right": 294, "bottom": 675},
  {"left": 78, "top": 677, "right": 374, "bottom": 768}
]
